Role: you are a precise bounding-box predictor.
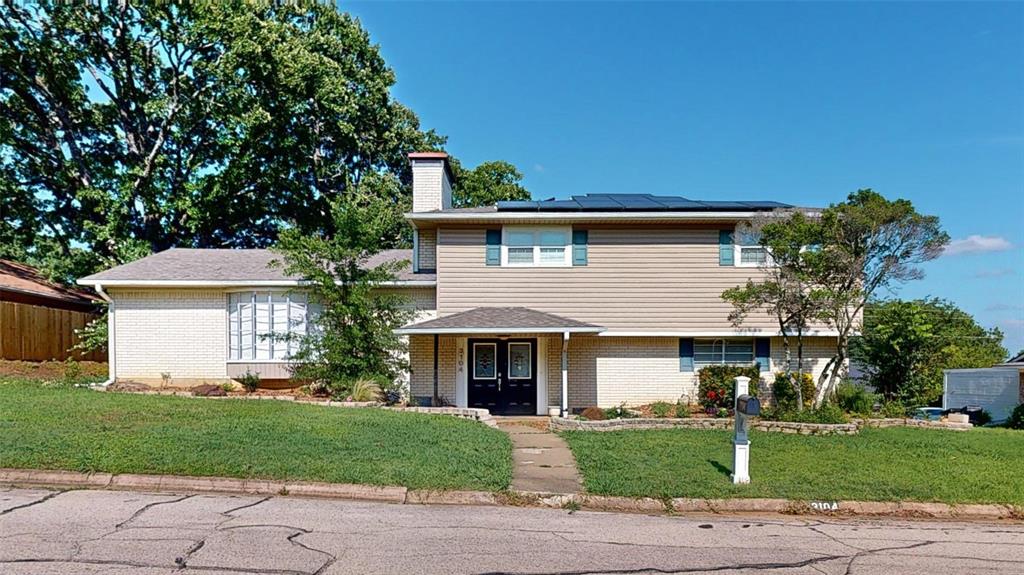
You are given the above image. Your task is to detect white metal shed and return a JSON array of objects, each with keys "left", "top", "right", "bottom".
[{"left": 942, "top": 367, "right": 1022, "bottom": 423}]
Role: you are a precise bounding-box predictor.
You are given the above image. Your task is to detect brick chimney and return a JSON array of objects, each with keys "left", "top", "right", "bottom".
[{"left": 409, "top": 152, "right": 453, "bottom": 213}]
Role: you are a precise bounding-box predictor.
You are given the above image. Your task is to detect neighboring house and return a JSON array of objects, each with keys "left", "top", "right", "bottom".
[
  {"left": 1, "top": 259, "right": 104, "bottom": 361},
  {"left": 943, "top": 352, "right": 1024, "bottom": 423},
  {"left": 79, "top": 152, "right": 842, "bottom": 413}
]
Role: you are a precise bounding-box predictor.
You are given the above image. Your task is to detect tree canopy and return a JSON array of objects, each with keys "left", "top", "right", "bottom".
[
  {"left": 851, "top": 298, "right": 1007, "bottom": 405},
  {"left": 1, "top": 1, "right": 529, "bottom": 283}
]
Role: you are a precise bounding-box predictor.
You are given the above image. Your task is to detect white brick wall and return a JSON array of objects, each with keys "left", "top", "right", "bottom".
[{"left": 111, "top": 289, "right": 228, "bottom": 380}]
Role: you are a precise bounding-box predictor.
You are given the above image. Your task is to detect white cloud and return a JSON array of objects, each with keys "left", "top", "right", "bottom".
[
  {"left": 944, "top": 235, "right": 1013, "bottom": 256},
  {"left": 973, "top": 268, "right": 1016, "bottom": 279}
]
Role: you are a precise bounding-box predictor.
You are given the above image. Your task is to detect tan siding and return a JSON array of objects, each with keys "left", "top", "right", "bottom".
[{"left": 436, "top": 225, "right": 826, "bottom": 332}]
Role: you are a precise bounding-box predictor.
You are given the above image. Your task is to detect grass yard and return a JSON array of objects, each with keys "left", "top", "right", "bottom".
[
  {"left": 562, "top": 427, "right": 1024, "bottom": 505},
  {"left": 0, "top": 379, "right": 512, "bottom": 491}
]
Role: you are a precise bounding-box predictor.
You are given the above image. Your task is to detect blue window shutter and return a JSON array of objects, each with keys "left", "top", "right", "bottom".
[
  {"left": 679, "top": 338, "right": 695, "bottom": 372},
  {"left": 572, "top": 230, "right": 588, "bottom": 266},
  {"left": 485, "top": 229, "right": 501, "bottom": 266},
  {"left": 719, "top": 230, "right": 734, "bottom": 266},
  {"left": 755, "top": 338, "right": 771, "bottom": 372}
]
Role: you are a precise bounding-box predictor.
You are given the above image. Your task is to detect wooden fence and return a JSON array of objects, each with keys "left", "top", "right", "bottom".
[{"left": 0, "top": 301, "right": 106, "bottom": 362}]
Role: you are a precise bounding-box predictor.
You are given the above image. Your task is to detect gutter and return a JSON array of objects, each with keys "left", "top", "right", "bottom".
[{"left": 91, "top": 283, "right": 115, "bottom": 388}]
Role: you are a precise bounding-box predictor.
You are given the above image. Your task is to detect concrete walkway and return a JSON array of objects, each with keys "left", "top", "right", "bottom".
[{"left": 497, "top": 422, "right": 582, "bottom": 493}]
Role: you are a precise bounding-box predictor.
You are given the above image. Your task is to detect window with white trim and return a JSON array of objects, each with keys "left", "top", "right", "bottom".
[
  {"left": 228, "top": 291, "right": 315, "bottom": 361},
  {"left": 693, "top": 339, "right": 755, "bottom": 367},
  {"left": 501, "top": 226, "right": 571, "bottom": 267},
  {"left": 734, "top": 226, "right": 769, "bottom": 267}
]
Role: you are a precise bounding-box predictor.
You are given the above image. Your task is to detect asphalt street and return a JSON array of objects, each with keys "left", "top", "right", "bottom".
[{"left": 1, "top": 487, "right": 1022, "bottom": 574}]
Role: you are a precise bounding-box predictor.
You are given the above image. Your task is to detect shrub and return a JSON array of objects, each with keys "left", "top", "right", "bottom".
[
  {"left": 650, "top": 401, "right": 673, "bottom": 418},
  {"left": 348, "top": 378, "right": 382, "bottom": 402},
  {"left": 697, "top": 365, "right": 761, "bottom": 409},
  {"left": 60, "top": 359, "right": 84, "bottom": 386},
  {"left": 761, "top": 403, "right": 849, "bottom": 424},
  {"left": 581, "top": 406, "right": 605, "bottom": 421},
  {"left": 1007, "top": 404, "right": 1024, "bottom": 430},
  {"left": 835, "top": 382, "right": 877, "bottom": 415},
  {"left": 604, "top": 403, "right": 639, "bottom": 420},
  {"left": 878, "top": 401, "right": 907, "bottom": 418},
  {"left": 772, "top": 372, "right": 816, "bottom": 410},
  {"left": 238, "top": 370, "right": 260, "bottom": 393},
  {"left": 674, "top": 402, "right": 691, "bottom": 418},
  {"left": 377, "top": 377, "right": 405, "bottom": 406}
]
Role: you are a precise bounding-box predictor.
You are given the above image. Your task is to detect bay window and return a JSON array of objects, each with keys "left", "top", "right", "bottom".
[{"left": 228, "top": 291, "right": 316, "bottom": 361}]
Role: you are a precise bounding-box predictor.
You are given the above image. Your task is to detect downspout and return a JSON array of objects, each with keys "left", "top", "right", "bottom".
[
  {"left": 432, "top": 334, "right": 439, "bottom": 406},
  {"left": 561, "top": 331, "right": 569, "bottom": 417},
  {"left": 92, "top": 283, "right": 115, "bottom": 388}
]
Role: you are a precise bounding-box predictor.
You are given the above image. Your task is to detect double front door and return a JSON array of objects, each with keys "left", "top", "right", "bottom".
[{"left": 468, "top": 338, "right": 537, "bottom": 415}]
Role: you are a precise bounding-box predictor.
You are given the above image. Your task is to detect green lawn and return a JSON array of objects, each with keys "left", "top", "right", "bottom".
[
  {"left": 0, "top": 379, "right": 512, "bottom": 491},
  {"left": 562, "top": 427, "right": 1024, "bottom": 505}
]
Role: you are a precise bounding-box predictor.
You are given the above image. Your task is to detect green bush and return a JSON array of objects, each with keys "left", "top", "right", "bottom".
[
  {"left": 760, "top": 403, "right": 849, "bottom": 424},
  {"left": 697, "top": 364, "right": 760, "bottom": 409},
  {"left": 835, "top": 382, "right": 877, "bottom": 415},
  {"left": 1007, "top": 404, "right": 1024, "bottom": 430},
  {"left": 674, "top": 403, "right": 691, "bottom": 418},
  {"left": 650, "top": 401, "right": 673, "bottom": 418},
  {"left": 772, "top": 371, "right": 816, "bottom": 410},
  {"left": 878, "top": 402, "right": 907, "bottom": 418},
  {"left": 604, "top": 404, "right": 639, "bottom": 420},
  {"left": 238, "top": 370, "right": 260, "bottom": 393},
  {"left": 976, "top": 409, "right": 993, "bottom": 426}
]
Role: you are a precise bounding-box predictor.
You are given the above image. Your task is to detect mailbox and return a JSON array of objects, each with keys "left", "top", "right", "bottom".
[{"left": 736, "top": 395, "right": 761, "bottom": 417}]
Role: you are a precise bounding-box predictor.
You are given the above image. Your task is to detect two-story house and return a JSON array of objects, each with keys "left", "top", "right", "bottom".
[{"left": 79, "top": 152, "right": 840, "bottom": 415}]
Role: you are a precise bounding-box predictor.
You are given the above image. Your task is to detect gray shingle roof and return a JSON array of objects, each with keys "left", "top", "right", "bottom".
[
  {"left": 396, "top": 307, "right": 604, "bottom": 334},
  {"left": 79, "top": 248, "right": 433, "bottom": 283},
  {"left": 497, "top": 194, "right": 790, "bottom": 212}
]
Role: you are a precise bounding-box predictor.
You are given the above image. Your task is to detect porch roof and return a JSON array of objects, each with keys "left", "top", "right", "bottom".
[{"left": 395, "top": 307, "right": 605, "bottom": 335}]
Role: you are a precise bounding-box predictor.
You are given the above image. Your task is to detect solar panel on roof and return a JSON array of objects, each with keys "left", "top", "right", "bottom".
[
  {"left": 496, "top": 200, "right": 540, "bottom": 211},
  {"left": 572, "top": 195, "right": 624, "bottom": 210},
  {"left": 604, "top": 194, "right": 663, "bottom": 209}
]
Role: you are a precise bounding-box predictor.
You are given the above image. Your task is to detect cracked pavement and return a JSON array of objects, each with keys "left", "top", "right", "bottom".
[{"left": 1, "top": 487, "right": 1022, "bottom": 574}]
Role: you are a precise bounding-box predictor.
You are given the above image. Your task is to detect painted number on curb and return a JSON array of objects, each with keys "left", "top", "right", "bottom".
[{"left": 810, "top": 501, "right": 839, "bottom": 512}]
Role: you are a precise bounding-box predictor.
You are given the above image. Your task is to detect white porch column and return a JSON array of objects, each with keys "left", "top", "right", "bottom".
[{"left": 561, "top": 331, "right": 569, "bottom": 417}]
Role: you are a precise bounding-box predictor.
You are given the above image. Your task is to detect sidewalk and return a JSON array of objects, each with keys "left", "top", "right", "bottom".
[{"left": 497, "top": 423, "right": 583, "bottom": 494}]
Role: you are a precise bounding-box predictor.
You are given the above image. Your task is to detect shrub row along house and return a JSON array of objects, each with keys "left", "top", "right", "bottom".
[{"left": 79, "top": 152, "right": 842, "bottom": 415}]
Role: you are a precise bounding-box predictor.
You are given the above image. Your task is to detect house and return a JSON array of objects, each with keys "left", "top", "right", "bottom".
[
  {"left": 1, "top": 259, "right": 104, "bottom": 362},
  {"left": 943, "top": 352, "right": 1024, "bottom": 423},
  {"left": 79, "top": 152, "right": 841, "bottom": 413}
]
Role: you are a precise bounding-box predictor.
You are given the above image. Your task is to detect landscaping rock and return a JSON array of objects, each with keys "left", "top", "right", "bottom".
[{"left": 191, "top": 384, "right": 227, "bottom": 397}]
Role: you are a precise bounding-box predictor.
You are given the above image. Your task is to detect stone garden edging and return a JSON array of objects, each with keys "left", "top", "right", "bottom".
[
  {"left": 550, "top": 416, "right": 971, "bottom": 435},
  {"left": 1, "top": 468, "right": 1018, "bottom": 521}
]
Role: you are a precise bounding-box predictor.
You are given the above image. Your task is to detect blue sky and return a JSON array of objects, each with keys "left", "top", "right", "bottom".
[{"left": 346, "top": 1, "right": 1024, "bottom": 355}]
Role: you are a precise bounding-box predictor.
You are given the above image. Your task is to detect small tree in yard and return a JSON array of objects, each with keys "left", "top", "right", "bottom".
[
  {"left": 273, "top": 187, "right": 414, "bottom": 395},
  {"left": 722, "top": 212, "right": 828, "bottom": 411},
  {"left": 722, "top": 190, "right": 948, "bottom": 408},
  {"left": 809, "top": 190, "right": 948, "bottom": 406}
]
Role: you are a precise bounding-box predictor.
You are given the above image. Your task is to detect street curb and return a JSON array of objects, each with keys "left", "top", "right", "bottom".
[{"left": 1, "top": 468, "right": 1019, "bottom": 521}]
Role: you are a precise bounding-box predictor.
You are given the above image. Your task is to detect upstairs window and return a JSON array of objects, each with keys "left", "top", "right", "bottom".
[
  {"left": 734, "top": 226, "right": 770, "bottom": 267},
  {"left": 693, "top": 338, "right": 755, "bottom": 367},
  {"left": 228, "top": 291, "right": 316, "bottom": 361},
  {"left": 501, "top": 227, "right": 571, "bottom": 267}
]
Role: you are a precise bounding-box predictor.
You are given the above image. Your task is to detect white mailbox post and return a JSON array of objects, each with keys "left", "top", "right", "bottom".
[{"left": 732, "top": 375, "right": 760, "bottom": 485}]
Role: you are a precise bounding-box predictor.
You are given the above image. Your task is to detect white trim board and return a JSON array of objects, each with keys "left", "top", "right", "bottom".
[
  {"left": 598, "top": 330, "right": 842, "bottom": 337},
  {"left": 78, "top": 279, "right": 435, "bottom": 288},
  {"left": 394, "top": 326, "right": 604, "bottom": 335}
]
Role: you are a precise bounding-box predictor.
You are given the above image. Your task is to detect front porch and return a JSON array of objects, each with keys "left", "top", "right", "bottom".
[{"left": 396, "top": 307, "right": 605, "bottom": 416}]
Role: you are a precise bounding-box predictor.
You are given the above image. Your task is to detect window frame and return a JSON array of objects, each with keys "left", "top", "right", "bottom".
[
  {"left": 472, "top": 342, "right": 498, "bottom": 380},
  {"left": 693, "top": 338, "right": 756, "bottom": 368},
  {"left": 733, "top": 225, "right": 773, "bottom": 268},
  {"left": 226, "top": 290, "right": 312, "bottom": 363},
  {"left": 500, "top": 226, "right": 572, "bottom": 267}
]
